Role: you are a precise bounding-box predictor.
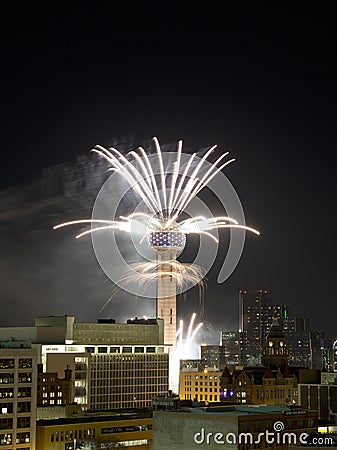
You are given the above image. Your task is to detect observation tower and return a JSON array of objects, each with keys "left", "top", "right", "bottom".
[{"left": 148, "top": 221, "right": 186, "bottom": 348}]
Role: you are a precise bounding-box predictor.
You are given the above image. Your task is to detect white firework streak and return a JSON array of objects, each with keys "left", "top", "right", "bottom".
[
  {"left": 53, "top": 137, "right": 260, "bottom": 241},
  {"left": 176, "top": 313, "right": 203, "bottom": 359}
]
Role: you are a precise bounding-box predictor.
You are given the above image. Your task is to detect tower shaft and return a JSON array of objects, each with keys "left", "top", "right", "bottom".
[{"left": 156, "top": 250, "right": 177, "bottom": 348}]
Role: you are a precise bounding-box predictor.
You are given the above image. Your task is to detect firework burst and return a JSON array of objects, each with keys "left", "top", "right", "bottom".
[{"left": 54, "top": 137, "right": 260, "bottom": 256}]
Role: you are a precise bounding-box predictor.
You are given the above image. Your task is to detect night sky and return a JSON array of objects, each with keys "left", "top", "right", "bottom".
[{"left": 0, "top": 10, "right": 336, "bottom": 342}]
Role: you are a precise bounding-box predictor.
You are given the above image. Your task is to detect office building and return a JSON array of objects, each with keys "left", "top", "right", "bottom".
[
  {"left": 36, "top": 408, "right": 152, "bottom": 449},
  {"left": 0, "top": 344, "right": 38, "bottom": 450},
  {"left": 179, "top": 367, "right": 222, "bottom": 403},
  {"left": 221, "top": 331, "right": 247, "bottom": 368},
  {"left": 200, "top": 345, "right": 225, "bottom": 370},
  {"left": 238, "top": 290, "right": 317, "bottom": 368},
  {"left": 239, "top": 289, "right": 288, "bottom": 365},
  {"left": 282, "top": 317, "right": 311, "bottom": 368},
  {"left": 0, "top": 316, "right": 170, "bottom": 410}
]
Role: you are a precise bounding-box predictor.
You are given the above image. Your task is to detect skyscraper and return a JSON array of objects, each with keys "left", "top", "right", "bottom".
[
  {"left": 239, "top": 290, "right": 288, "bottom": 364},
  {"left": 332, "top": 339, "right": 337, "bottom": 372},
  {"left": 282, "top": 317, "right": 311, "bottom": 368},
  {"left": 237, "top": 289, "right": 320, "bottom": 367},
  {"left": 221, "top": 331, "right": 247, "bottom": 368}
]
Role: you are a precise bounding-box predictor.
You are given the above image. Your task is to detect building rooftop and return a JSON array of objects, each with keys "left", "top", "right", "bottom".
[
  {"left": 188, "top": 404, "right": 290, "bottom": 416},
  {"left": 36, "top": 408, "right": 152, "bottom": 426}
]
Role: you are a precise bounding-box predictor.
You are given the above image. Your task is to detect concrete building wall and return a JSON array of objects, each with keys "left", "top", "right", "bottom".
[
  {"left": 35, "top": 316, "right": 74, "bottom": 344},
  {"left": 298, "top": 383, "right": 337, "bottom": 422},
  {"left": 156, "top": 250, "right": 177, "bottom": 348},
  {"left": 73, "top": 320, "right": 164, "bottom": 345},
  {"left": 153, "top": 411, "right": 238, "bottom": 450}
]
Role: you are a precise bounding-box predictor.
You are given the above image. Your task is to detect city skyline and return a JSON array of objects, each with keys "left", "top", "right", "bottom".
[{"left": 0, "top": 18, "right": 335, "bottom": 341}]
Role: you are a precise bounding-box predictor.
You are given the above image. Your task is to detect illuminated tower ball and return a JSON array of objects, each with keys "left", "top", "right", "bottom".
[{"left": 148, "top": 222, "right": 186, "bottom": 348}]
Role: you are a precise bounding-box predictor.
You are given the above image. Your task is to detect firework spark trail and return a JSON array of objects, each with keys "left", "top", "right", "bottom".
[
  {"left": 117, "top": 260, "right": 207, "bottom": 294},
  {"left": 53, "top": 137, "right": 260, "bottom": 298},
  {"left": 88, "top": 139, "right": 233, "bottom": 219},
  {"left": 54, "top": 137, "right": 260, "bottom": 241},
  {"left": 174, "top": 313, "right": 203, "bottom": 360}
]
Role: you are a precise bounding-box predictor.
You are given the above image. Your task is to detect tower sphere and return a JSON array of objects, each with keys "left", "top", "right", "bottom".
[{"left": 148, "top": 221, "right": 186, "bottom": 256}]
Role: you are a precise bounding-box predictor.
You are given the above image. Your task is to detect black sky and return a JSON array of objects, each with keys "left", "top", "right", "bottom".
[{"left": 0, "top": 10, "right": 336, "bottom": 341}]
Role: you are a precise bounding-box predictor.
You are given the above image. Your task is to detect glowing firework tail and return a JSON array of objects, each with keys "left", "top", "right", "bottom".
[
  {"left": 170, "top": 313, "right": 203, "bottom": 391},
  {"left": 53, "top": 137, "right": 260, "bottom": 247}
]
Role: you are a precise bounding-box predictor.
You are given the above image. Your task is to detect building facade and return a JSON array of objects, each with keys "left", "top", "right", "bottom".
[
  {"left": 221, "top": 331, "right": 247, "bottom": 368},
  {"left": 298, "top": 383, "right": 337, "bottom": 424},
  {"left": 0, "top": 316, "right": 170, "bottom": 411},
  {"left": 0, "top": 346, "right": 38, "bottom": 450},
  {"left": 153, "top": 405, "right": 318, "bottom": 450},
  {"left": 239, "top": 289, "right": 288, "bottom": 365},
  {"left": 238, "top": 289, "right": 318, "bottom": 368},
  {"left": 333, "top": 339, "right": 337, "bottom": 372},
  {"left": 179, "top": 367, "right": 222, "bottom": 403},
  {"left": 37, "top": 364, "right": 73, "bottom": 406},
  {"left": 36, "top": 410, "right": 152, "bottom": 449},
  {"left": 221, "top": 317, "right": 299, "bottom": 407},
  {"left": 200, "top": 345, "right": 225, "bottom": 370}
]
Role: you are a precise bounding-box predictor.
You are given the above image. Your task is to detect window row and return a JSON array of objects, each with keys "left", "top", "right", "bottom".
[
  {"left": 41, "top": 399, "right": 63, "bottom": 405},
  {"left": 0, "top": 373, "right": 32, "bottom": 384},
  {"left": 0, "top": 417, "right": 30, "bottom": 429},
  {"left": 0, "top": 359, "right": 32, "bottom": 369},
  {"left": 0, "top": 431, "right": 30, "bottom": 446},
  {"left": 51, "top": 428, "right": 95, "bottom": 442},
  {"left": 194, "top": 394, "right": 218, "bottom": 401},
  {"left": 0, "top": 387, "right": 31, "bottom": 398}
]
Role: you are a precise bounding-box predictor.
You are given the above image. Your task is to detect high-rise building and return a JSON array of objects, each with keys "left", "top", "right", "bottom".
[
  {"left": 221, "top": 331, "right": 247, "bottom": 368},
  {"left": 200, "top": 345, "right": 225, "bottom": 370},
  {"left": 310, "top": 330, "right": 326, "bottom": 370},
  {"left": 239, "top": 289, "right": 314, "bottom": 367},
  {"left": 282, "top": 317, "right": 311, "bottom": 368},
  {"left": 239, "top": 289, "right": 288, "bottom": 364},
  {"left": 0, "top": 343, "right": 38, "bottom": 450},
  {"left": 333, "top": 339, "right": 337, "bottom": 373},
  {"left": 0, "top": 316, "right": 170, "bottom": 411}
]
